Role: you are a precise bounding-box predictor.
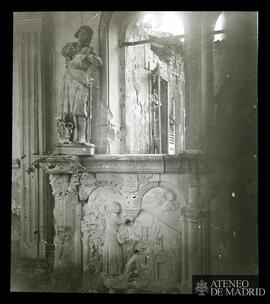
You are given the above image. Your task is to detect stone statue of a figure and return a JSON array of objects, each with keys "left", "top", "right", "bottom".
[
  {"left": 59, "top": 25, "right": 103, "bottom": 144},
  {"left": 103, "top": 201, "right": 126, "bottom": 276}
]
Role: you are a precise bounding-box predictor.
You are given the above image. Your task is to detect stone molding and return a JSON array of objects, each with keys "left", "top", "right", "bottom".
[
  {"left": 28, "top": 154, "right": 85, "bottom": 174},
  {"left": 31, "top": 150, "right": 207, "bottom": 175}
]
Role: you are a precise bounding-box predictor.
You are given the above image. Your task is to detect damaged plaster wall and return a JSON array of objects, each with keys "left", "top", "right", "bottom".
[
  {"left": 107, "top": 13, "right": 123, "bottom": 154},
  {"left": 123, "top": 18, "right": 186, "bottom": 154},
  {"left": 124, "top": 23, "right": 153, "bottom": 153}
]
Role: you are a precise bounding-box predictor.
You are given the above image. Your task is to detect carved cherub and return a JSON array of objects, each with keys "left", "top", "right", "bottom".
[{"left": 161, "top": 189, "right": 180, "bottom": 212}]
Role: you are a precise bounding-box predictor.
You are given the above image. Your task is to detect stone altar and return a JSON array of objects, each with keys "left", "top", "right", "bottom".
[{"left": 34, "top": 152, "right": 207, "bottom": 293}]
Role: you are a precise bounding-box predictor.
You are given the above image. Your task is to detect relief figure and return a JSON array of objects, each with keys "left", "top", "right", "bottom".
[{"left": 103, "top": 201, "right": 126, "bottom": 276}]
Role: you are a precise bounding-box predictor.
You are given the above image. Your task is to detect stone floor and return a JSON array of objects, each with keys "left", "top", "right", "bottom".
[
  {"left": 10, "top": 258, "right": 51, "bottom": 292},
  {"left": 10, "top": 258, "right": 183, "bottom": 293}
]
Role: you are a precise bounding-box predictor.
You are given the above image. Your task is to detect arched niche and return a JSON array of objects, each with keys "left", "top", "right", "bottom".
[
  {"left": 81, "top": 184, "right": 126, "bottom": 274},
  {"left": 135, "top": 181, "right": 185, "bottom": 238},
  {"left": 99, "top": 12, "right": 139, "bottom": 154},
  {"left": 98, "top": 12, "right": 186, "bottom": 154},
  {"left": 136, "top": 181, "right": 185, "bottom": 209},
  {"left": 83, "top": 184, "right": 126, "bottom": 220},
  {"left": 133, "top": 182, "right": 184, "bottom": 288}
]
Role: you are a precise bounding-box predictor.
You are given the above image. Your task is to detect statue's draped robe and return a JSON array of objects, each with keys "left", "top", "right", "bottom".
[{"left": 103, "top": 214, "right": 124, "bottom": 275}]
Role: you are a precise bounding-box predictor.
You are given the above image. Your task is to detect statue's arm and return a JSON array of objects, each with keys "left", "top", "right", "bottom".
[
  {"left": 61, "top": 42, "right": 75, "bottom": 59},
  {"left": 116, "top": 223, "right": 128, "bottom": 244},
  {"left": 87, "top": 48, "right": 103, "bottom": 67},
  {"left": 116, "top": 232, "right": 126, "bottom": 245}
]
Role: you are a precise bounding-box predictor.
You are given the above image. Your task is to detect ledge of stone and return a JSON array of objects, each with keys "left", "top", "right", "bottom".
[
  {"left": 33, "top": 150, "right": 207, "bottom": 174},
  {"left": 80, "top": 154, "right": 165, "bottom": 173}
]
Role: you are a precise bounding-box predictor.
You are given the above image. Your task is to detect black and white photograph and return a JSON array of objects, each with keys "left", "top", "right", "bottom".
[{"left": 11, "top": 11, "right": 260, "bottom": 295}]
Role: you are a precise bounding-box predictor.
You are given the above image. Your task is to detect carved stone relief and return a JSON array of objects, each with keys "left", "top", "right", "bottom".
[
  {"left": 80, "top": 177, "right": 182, "bottom": 293},
  {"left": 81, "top": 185, "right": 135, "bottom": 291},
  {"left": 49, "top": 174, "right": 70, "bottom": 197},
  {"left": 134, "top": 186, "right": 181, "bottom": 291},
  {"left": 47, "top": 171, "right": 187, "bottom": 293},
  {"left": 49, "top": 173, "right": 81, "bottom": 273}
]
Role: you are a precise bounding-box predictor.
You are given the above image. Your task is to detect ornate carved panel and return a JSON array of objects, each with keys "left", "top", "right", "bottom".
[
  {"left": 49, "top": 174, "right": 81, "bottom": 272},
  {"left": 80, "top": 176, "right": 182, "bottom": 293},
  {"left": 40, "top": 157, "right": 206, "bottom": 293}
]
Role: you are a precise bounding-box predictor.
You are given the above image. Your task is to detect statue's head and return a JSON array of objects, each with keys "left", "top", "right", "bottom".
[
  {"left": 163, "top": 189, "right": 176, "bottom": 201},
  {"left": 109, "top": 201, "right": 121, "bottom": 214},
  {"left": 75, "top": 25, "right": 93, "bottom": 44}
]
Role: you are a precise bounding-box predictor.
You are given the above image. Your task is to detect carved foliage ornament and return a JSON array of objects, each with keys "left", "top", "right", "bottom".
[
  {"left": 49, "top": 174, "right": 80, "bottom": 197},
  {"left": 27, "top": 154, "right": 86, "bottom": 174}
]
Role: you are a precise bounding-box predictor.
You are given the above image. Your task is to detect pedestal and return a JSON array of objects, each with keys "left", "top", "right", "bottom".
[
  {"left": 48, "top": 174, "right": 82, "bottom": 291},
  {"left": 54, "top": 143, "right": 95, "bottom": 156}
]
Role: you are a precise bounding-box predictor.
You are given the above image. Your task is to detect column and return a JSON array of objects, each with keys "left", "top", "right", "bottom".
[
  {"left": 184, "top": 13, "right": 203, "bottom": 150},
  {"left": 15, "top": 13, "right": 51, "bottom": 259},
  {"left": 48, "top": 174, "right": 82, "bottom": 276},
  {"left": 180, "top": 173, "right": 203, "bottom": 293}
]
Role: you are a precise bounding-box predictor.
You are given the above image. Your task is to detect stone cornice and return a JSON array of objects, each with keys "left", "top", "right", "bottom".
[
  {"left": 30, "top": 150, "right": 208, "bottom": 175},
  {"left": 28, "top": 154, "right": 85, "bottom": 174},
  {"left": 81, "top": 151, "right": 207, "bottom": 174}
]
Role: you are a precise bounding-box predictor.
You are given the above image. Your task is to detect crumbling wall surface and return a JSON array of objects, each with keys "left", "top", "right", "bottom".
[
  {"left": 106, "top": 13, "right": 123, "bottom": 154},
  {"left": 124, "top": 24, "right": 154, "bottom": 153},
  {"left": 123, "top": 21, "right": 185, "bottom": 154}
]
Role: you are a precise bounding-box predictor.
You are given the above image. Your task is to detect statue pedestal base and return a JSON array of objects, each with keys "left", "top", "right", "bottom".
[{"left": 54, "top": 143, "right": 95, "bottom": 156}]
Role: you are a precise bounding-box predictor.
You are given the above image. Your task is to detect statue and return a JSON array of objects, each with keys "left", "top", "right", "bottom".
[
  {"left": 58, "top": 25, "right": 103, "bottom": 145},
  {"left": 55, "top": 226, "right": 73, "bottom": 270},
  {"left": 103, "top": 201, "right": 126, "bottom": 276},
  {"left": 124, "top": 249, "right": 141, "bottom": 281}
]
